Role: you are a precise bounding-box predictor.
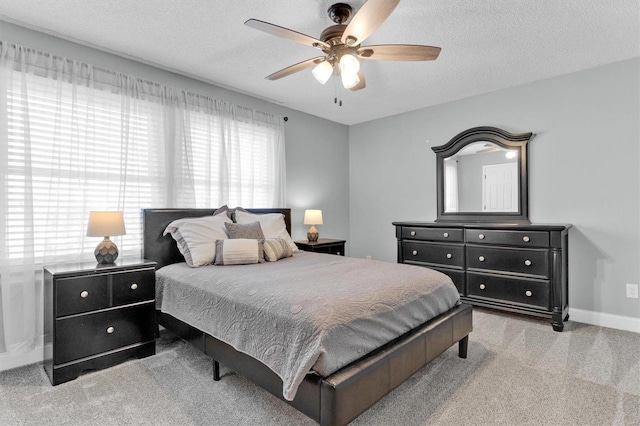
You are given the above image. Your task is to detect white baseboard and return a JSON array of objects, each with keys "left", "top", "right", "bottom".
[
  {"left": 0, "top": 343, "right": 51, "bottom": 373},
  {"left": 570, "top": 308, "right": 640, "bottom": 333}
]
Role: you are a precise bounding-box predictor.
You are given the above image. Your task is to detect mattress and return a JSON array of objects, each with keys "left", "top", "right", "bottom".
[{"left": 156, "top": 251, "right": 460, "bottom": 400}]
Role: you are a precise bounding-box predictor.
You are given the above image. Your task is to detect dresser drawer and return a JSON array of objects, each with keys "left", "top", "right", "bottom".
[
  {"left": 55, "top": 303, "right": 155, "bottom": 365},
  {"left": 466, "top": 229, "right": 550, "bottom": 247},
  {"left": 467, "top": 272, "right": 550, "bottom": 309},
  {"left": 467, "top": 245, "right": 549, "bottom": 278},
  {"left": 56, "top": 274, "right": 109, "bottom": 317},
  {"left": 402, "top": 227, "right": 463, "bottom": 242},
  {"left": 112, "top": 269, "right": 155, "bottom": 306},
  {"left": 429, "top": 267, "right": 465, "bottom": 294},
  {"left": 402, "top": 241, "right": 464, "bottom": 268}
]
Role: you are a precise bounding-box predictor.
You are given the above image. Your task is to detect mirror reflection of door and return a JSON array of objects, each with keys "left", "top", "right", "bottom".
[{"left": 482, "top": 163, "right": 518, "bottom": 212}]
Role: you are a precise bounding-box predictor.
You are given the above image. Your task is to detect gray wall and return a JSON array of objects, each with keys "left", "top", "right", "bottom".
[
  {"left": 350, "top": 58, "right": 640, "bottom": 319},
  {"left": 0, "top": 21, "right": 350, "bottom": 245}
]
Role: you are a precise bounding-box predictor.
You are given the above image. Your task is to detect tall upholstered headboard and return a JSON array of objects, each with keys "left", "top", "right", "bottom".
[{"left": 142, "top": 208, "right": 292, "bottom": 269}]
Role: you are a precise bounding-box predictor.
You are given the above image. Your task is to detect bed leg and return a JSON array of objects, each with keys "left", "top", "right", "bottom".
[
  {"left": 458, "top": 335, "right": 469, "bottom": 359},
  {"left": 213, "top": 360, "right": 220, "bottom": 381}
]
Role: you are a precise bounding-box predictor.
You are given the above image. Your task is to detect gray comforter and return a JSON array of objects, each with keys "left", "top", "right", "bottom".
[{"left": 156, "top": 251, "right": 459, "bottom": 400}]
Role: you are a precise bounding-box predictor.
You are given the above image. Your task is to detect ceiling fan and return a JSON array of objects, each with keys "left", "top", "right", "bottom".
[{"left": 245, "top": 0, "right": 441, "bottom": 91}]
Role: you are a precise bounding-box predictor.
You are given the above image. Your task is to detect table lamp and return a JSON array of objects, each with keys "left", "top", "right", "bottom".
[
  {"left": 87, "top": 211, "right": 126, "bottom": 264},
  {"left": 303, "top": 209, "right": 323, "bottom": 242}
]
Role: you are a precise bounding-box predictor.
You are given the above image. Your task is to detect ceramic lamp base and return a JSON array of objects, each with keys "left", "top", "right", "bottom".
[
  {"left": 307, "top": 225, "right": 319, "bottom": 242},
  {"left": 94, "top": 237, "right": 119, "bottom": 264}
]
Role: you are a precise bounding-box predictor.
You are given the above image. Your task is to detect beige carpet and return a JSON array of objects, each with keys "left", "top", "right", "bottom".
[{"left": 1, "top": 308, "right": 639, "bottom": 425}]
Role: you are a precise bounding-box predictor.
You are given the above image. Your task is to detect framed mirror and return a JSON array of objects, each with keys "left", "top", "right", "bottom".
[{"left": 432, "top": 127, "right": 533, "bottom": 223}]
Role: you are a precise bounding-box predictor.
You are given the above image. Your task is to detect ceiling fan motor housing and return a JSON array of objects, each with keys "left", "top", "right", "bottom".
[{"left": 327, "top": 3, "right": 353, "bottom": 24}]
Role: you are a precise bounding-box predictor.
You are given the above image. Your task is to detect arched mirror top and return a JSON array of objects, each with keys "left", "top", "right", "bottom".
[{"left": 432, "top": 127, "right": 533, "bottom": 223}]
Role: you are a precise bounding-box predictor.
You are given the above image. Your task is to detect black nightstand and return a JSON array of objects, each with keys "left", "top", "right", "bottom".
[
  {"left": 43, "top": 258, "right": 157, "bottom": 385},
  {"left": 295, "top": 239, "right": 346, "bottom": 256}
]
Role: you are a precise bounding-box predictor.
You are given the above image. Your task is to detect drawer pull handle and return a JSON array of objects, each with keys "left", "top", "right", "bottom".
[
  {"left": 412, "top": 250, "right": 418, "bottom": 256},
  {"left": 443, "top": 232, "right": 449, "bottom": 238},
  {"left": 478, "top": 256, "right": 485, "bottom": 262},
  {"left": 446, "top": 253, "right": 453, "bottom": 259},
  {"left": 478, "top": 234, "right": 485, "bottom": 240},
  {"left": 131, "top": 283, "right": 138, "bottom": 290},
  {"left": 106, "top": 326, "right": 115, "bottom": 334},
  {"left": 80, "top": 291, "right": 89, "bottom": 298},
  {"left": 410, "top": 231, "right": 416, "bottom": 236},
  {"left": 523, "top": 236, "right": 530, "bottom": 243},
  {"left": 525, "top": 290, "right": 533, "bottom": 297},
  {"left": 479, "top": 284, "right": 486, "bottom": 290},
  {"left": 524, "top": 259, "right": 532, "bottom": 266}
]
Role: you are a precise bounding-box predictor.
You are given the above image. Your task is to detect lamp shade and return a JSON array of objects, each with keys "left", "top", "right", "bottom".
[
  {"left": 87, "top": 211, "right": 126, "bottom": 237},
  {"left": 303, "top": 209, "right": 323, "bottom": 225}
]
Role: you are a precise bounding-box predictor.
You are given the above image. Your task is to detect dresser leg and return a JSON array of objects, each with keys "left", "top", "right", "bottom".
[{"left": 551, "top": 312, "right": 565, "bottom": 332}]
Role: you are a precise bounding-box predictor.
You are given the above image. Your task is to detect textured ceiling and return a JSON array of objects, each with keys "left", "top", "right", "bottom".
[{"left": 0, "top": 1, "right": 638, "bottom": 125}]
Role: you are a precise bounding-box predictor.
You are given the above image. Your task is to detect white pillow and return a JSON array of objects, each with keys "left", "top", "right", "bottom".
[
  {"left": 234, "top": 210, "right": 298, "bottom": 252},
  {"left": 163, "top": 213, "right": 231, "bottom": 267}
]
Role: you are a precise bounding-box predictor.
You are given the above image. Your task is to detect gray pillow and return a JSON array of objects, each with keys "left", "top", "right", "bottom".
[
  {"left": 214, "top": 205, "right": 249, "bottom": 221},
  {"left": 225, "top": 221, "right": 265, "bottom": 240},
  {"left": 213, "top": 205, "right": 231, "bottom": 219}
]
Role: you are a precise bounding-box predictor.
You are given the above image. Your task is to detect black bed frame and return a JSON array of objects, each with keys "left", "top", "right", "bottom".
[{"left": 143, "top": 208, "right": 473, "bottom": 426}]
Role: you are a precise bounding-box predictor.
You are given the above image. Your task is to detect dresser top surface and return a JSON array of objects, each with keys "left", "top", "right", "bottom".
[
  {"left": 392, "top": 222, "right": 572, "bottom": 231},
  {"left": 44, "top": 257, "right": 157, "bottom": 276}
]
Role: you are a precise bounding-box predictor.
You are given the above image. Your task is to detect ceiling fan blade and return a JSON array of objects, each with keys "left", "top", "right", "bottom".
[
  {"left": 265, "top": 57, "right": 325, "bottom": 80},
  {"left": 341, "top": 0, "right": 400, "bottom": 46},
  {"left": 245, "top": 19, "right": 329, "bottom": 49},
  {"left": 349, "top": 70, "right": 366, "bottom": 91},
  {"left": 358, "top": 44, "right": 441, "bottom": 61}
]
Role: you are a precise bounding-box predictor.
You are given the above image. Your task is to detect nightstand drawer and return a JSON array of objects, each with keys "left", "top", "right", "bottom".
[
  {"left": 55, "top": 303, "right": 155, "bottom": 364},
  {"left": 467, "top": 272, "right": 550, "bottom": 309},
  {"left": 466, "top": 229, "right": 550, "bottom": 247},
  {"left": 112, "top": 269, "right": 155, "bottom": 306},
  {"left": 467, "top": 245, "right": 549, "bottom": 278},
  {"left": 56, "top": 274, "right": 109, "bottom": 317},
  {"left": 402, "top": 227, "right": 463, "bottom": 242},
  {"left": 402, "top": 241, "right": 464, "bottom": 268}
]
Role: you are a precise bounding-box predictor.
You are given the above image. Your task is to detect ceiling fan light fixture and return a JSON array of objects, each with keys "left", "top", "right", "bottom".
[
  {"left": 341, "top": 69, "right": 360, "bottom": 89},
  {"left": 312, "top": 61, "right": 334, "bottom": 84},
  {"left": 339, "top": 54, "right": 361, "bottom": 88},
  {"left": 339, "top": 53, "right": 360, "bottom": 75}
]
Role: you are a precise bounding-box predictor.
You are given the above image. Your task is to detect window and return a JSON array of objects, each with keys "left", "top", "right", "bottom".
[{"left": 0, "top": 41, "right": 285, "bottom": 359}]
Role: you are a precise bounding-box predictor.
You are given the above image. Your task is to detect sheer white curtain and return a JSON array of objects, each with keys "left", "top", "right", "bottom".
[
  {"left": 0, "top": 41, "right": 286, "bottom": 364},
  {"left": 172, "top": 93, "right": 286, "bottom": 208}
]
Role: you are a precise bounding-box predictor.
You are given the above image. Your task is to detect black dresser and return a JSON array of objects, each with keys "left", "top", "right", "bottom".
[
  {"left": 43, "top": 258, "right": 157, "bottom": 385},
  {"left": 394, "top": 222, "right": 571, "bottom": 331}
]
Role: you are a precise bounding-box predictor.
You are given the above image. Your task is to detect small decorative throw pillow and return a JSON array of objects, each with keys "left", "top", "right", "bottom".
[
  {"left": 214, "top": 239, "right": 264, "bottom": 265},
  {"left": 263, "top": 237, "right": 294, "bottom": 262},
  {"left": 235, "top": 210, "right": 298, "bottom": 253},
  {"left": 225, "top": 221, "right": 265, "bottom": 240}
]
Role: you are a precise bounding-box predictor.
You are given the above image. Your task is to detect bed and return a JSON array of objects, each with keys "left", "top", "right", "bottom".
[{"left": 143, "top": 208, "right": 472, "bottom": 425}]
